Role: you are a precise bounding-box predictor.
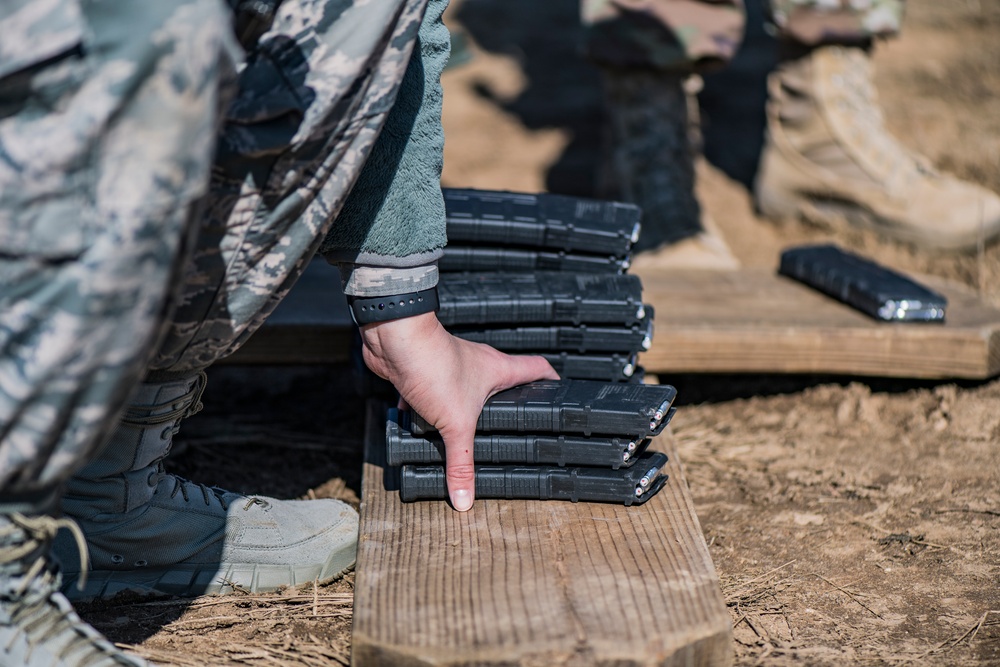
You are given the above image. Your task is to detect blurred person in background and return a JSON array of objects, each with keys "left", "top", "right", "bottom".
[{"left": 583, "top": 0, "right": 1000, "bottom": 270}]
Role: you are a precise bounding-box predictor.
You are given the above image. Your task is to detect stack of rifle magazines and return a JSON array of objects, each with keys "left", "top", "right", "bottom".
[
  {"left": 384, "top": 189, "right": 679, "bottom": 506},
  {"left": 387, "top": 380, "right": 676, "bottom": 505},
  {"left": 438, "top": 188, "right": 652, "bottom": 382}
]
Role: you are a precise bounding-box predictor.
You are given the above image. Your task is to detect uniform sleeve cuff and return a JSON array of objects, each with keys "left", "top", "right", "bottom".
[{"left": 335, "top": 262, "right": 439, "bottom": 298}]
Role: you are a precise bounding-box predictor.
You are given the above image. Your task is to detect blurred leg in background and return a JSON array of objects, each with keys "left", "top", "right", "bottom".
[{"left": 583, "top": 0, "right": 1000, "bottom": 268}]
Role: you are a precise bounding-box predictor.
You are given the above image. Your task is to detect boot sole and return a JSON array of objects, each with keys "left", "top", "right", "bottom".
[
  {"left": 757, "top": 185, "right": 999, "bottom": 252},
  {"left": 60, "top": 549, "right": 356, "bottom": 601}
]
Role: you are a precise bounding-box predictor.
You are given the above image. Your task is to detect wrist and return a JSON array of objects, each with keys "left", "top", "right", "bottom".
[
  {"left": 359, "top": 312, "right": 447, "bottom": 378},
  {"left": 348, "top": 286, "right": 439, "bottom": 326}
]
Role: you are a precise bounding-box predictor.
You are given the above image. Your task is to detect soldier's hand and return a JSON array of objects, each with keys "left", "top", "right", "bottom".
[{"left": 359, "top": 312, "right": 558, "bottom": 511}]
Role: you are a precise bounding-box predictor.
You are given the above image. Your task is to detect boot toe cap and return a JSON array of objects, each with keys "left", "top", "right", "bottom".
[
  {"left": 906, "top": 176, "right": 1000, "bottom": 250},
  {"left": 223, "top": 496, "right": 358, "bottom": 559}
]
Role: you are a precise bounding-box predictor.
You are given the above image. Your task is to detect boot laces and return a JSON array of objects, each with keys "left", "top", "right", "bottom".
[
  {"left": 1, "top": 514, "right": 89, "bottom": 594},
  {"left": 2, "top": 515, "right": 137, "bottom": 666},
  {"left": 160, "top": 472, "right": 230, "bottom": 510}
]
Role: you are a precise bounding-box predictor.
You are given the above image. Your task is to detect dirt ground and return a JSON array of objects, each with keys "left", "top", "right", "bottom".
[{"left": 78, "top": 0, "right": 999, "bottom": 664}]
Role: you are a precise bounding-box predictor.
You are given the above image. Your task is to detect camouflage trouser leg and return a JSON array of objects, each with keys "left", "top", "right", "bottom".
[
  {"left": 770, "top": 0, "right": 904, "bottom": 46},
  {"left": 581, "top": 0, "right": 747, "bottom": 71},
  {"left": 150, "top": 0, "right": 432, "bottom": 374},
  {"left": 0, "top": 0, "right": 239, "bottom": 510},
  {"left": 0, "top": 0, "right": 432, "bottom": 506},
  {"left": 582, "top": 0, "right": 905, "bottom": 71}
]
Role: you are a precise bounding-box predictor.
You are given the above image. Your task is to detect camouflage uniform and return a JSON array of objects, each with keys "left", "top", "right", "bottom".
[
  {"left": 582, "top": 0, "right": 906, "bottom": 71},
  {"left": 0, "top": 0, "right": 448, "bottom": 510}
]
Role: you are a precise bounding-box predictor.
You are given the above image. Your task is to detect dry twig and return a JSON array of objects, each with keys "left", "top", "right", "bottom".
[
  {"left": 912, "top": 609, "right": 1000, "bottom": 661},
  {"left": 725, "top": 560, "right": 796, "bottom": 604},
  {"left": 934, "top": 507, "right": 1000, "bottom": 517},
  {"left": 811, "top": 573, "right": 882, "bottom": 619}
]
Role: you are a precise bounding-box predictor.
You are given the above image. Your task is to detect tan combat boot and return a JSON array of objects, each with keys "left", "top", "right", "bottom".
[
  {"left": 755, "top": 45, "right": 1000, "bottom": 251},
  {"left": 601, "top": 69, "right": 739, "bottom": 272}
]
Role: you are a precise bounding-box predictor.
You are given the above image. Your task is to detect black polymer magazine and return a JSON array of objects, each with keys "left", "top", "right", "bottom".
[
  {"left": 385, "top": 410, "right": 653, "bottom": 469},
  {"left": 410, "top": 379, "right": 677, "bottom": 438},
  {"left": 779, "top": 244, "right": 947, "bottom": 322},
  {"left": 398, "top": 451, "right": 670, "bottom": 505},
  {"left": 443, "top": 188, "right": 641, "bottom": 257},
  {"left": 437, "top": 272, "right": 645, "bottom": 327},
  {"left": 540, "top": 351, "right": 639, "bottom": 382},
  {"left": 449, "top": 310, "right": 653, "bottom": 354},
  {"left": 440, "top": 246, "right": 631, "bottom": 274}
]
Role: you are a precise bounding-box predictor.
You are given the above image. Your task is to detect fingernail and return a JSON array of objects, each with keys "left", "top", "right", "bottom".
[{"left": 450, "top": 489, "right": 473, "bottom": 512}]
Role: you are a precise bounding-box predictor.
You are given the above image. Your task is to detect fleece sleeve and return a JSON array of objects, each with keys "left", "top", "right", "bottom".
[{"left": 319, "top": 0, "right": 450, "bottom": 297}]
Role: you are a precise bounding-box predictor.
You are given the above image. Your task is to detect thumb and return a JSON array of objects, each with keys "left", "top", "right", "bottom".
[
  {"left": 440, "top": 424, "right": 477, "bottom": 511},
  {"left": 501, "top": 354, "right": 561, "bottom": 387}
]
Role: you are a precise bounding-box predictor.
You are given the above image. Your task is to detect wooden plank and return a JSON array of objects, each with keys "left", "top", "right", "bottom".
[
  {"left": 230, "top": 262, "right": 1000, "bottom": 379},
  {"left": 640, "top": 270, "right": 1000, "bottom": 380},
  {"left": 352, "top": 401, "right": 732, "bottom": 667}
]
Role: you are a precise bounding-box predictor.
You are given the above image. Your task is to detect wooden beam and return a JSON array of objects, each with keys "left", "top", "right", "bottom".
[
  {"left": 229, "top": 262, "right": 1000, "bottom": 379},
  {"left": 352, "top": 401, "right": 732, "bottom": 666},
  {"left": 640, "top": 270, "right": 1000, "bottom": 380}
]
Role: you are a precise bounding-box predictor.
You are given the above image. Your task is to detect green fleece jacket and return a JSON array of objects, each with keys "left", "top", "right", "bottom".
[{"left": 320, "top": 0, "right": 449, "bottom": 288}]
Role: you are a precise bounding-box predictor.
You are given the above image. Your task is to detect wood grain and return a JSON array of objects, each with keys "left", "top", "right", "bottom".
[
  {"left": 230, "top": 262, "right": 1000, "bottom": 379},
  {"left": 352, "top": 402, "right": 732, "bottom": 667},
  {"left": 640, "top": 270, "right": 1000, "bottom": 379}
]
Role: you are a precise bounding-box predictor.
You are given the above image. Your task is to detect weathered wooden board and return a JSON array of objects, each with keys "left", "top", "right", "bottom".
[
  {"left": 352, "top": 402, "right": 732, "bottom": 667},
  {"left": 640, "top": 269, "right": 1000, "bottom": 380},
  {"left": 228, "top": 262, "right": 1000, "bottom": 379}
]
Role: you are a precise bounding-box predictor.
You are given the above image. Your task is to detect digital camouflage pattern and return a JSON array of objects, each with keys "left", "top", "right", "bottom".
[
  {"left": 149, "top": 0, "right": 444, "bottom": 373},
  {"left": 0, "top": 0, "right": 445, "bottom": 501},
  {"left": 581, "top": 0, "right": 745, "bottom": 71},
  {"left": 582, "top": 0, "right": 904, "bottom": 70},
  {"left": 0, "top": 0, "right": 239, "bottom": 505},
  {"left": 770, "top": 0, "right": 904, "bottom": 46},
  {"left": 340, "top": 264, "right": 441, "bottom": 297}
]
